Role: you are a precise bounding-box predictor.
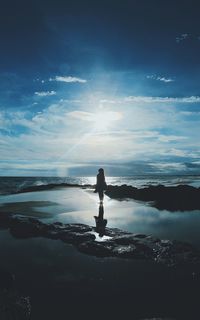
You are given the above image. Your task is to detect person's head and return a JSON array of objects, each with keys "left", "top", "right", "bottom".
[{"left": 98, "top": 168, "right": 104, "bottom": 175}]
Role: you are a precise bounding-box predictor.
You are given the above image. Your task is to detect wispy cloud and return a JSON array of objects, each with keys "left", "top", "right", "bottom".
[
  {"left": 160, "top": 148, "right": 190, "bottom": 157},
  {"left": 124, "top": 96, "right": 200, "bottom": 103},
  {"left": 34, "top": 78, "right": 45, "bottom": 83},
  {"left": 1, "top": 96, "right": 200, "bottom": 174},
  {"left": 176, "top": 33, "right": 189, "bottom": 43},
  {"left": 68, "top": 110, "right": 122, "bottom": 122},
  {"left": 34, "top": 91, "right": 56, "bottom": 97},
  {"left": 147, "top": 75, "right": 174, "bottom": 83},
  {"left": 49, "top": 76, "right": 87, "bottom": 83},
  {"left": 150, "top": 162, "right": 187, "bottom": 172},
  {"left": 99, "top": 96, "right": 200, "bottom": 105},
  {"left": 180, "top": 111, "right": 200, "bottom": 116},
  {"left": 176, "top": 33, "right": 200, "bottom": 43},
  {"left": 157, "top": 135, "right": 187, "bottom": 143}
]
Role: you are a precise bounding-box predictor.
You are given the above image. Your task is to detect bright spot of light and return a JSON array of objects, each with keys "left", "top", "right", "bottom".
[{"left": 90, "top": 111, "right": 122, "bottom": 131}]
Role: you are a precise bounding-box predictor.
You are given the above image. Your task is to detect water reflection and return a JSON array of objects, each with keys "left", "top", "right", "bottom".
[
  {"left": 2, "top": 187, "right": 200, "bottom": 248},
  {"left": 94, "top": 204, "right": 107, "bottom": 237}
]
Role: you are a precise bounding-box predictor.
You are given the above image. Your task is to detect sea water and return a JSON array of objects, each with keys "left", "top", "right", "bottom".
[{"left": 0, "top": 175, "right": 200, "bottom": 195}]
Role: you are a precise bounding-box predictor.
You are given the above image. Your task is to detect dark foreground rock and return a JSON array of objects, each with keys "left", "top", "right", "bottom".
[
  {"left": 0, "top": 269, "right": 31, "bottom": 319},
  {"left": 1, "top": 212, "right": 200, "bottom": 267},
  {"left": 105, "top": 184, "right": 200, "bottom": 211},
  {"left": 141, "top": 318, "right": 176, "bottom": 320}
]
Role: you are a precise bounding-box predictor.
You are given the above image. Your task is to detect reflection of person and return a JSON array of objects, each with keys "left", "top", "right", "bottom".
[
  {"left": 94, "top": 203, "right": 107, "bottom": 237},
  {"left": 94, "top": 168, "right": 107, "bottom": 202}
]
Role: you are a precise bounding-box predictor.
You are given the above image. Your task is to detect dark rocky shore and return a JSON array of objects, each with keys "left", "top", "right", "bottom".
[
  {"left": 105, "top": 184, "right": 200, "bottom": 211},
  {"left": 0, "top": 269, "right": 31, "bottom": 319},
  {"left": 15, "top": 183, "right": 200, "bottom": 211},
  {"left": 0, "top": 212, "right": 200, "bottom": 268}
]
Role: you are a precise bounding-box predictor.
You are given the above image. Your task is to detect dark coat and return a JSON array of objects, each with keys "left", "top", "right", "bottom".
[{"left": 95, "top": 173, "right": 107, "bottom": 192}]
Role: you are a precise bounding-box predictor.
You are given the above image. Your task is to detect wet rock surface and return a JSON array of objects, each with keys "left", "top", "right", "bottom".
[
  {"left": 1, "top": 212, "right": 200, "bottom": 267},
  {"left": 105, "top": 184, "right": 200, "bottom": 211},
  {"left": 0, "top": 269, "right": 31, "bottom": 319},
  {"left": 141, "top": 318, "right": 176, "bottom": 320}
]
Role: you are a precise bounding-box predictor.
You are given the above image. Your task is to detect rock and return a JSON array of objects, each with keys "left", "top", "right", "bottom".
[
  {"left": 111, "top": 234, "right": 140, "bottom": 245},
  {"left": 102, "top": 227, "right": 130, "bottom": 237},
  {"left": 0, "top": 213, "right": 200, "bottom": 267},
  {"left": 0, "top": 289, "right": 31, "bottom": 319},
  {"left": 0, "top": 269, "right": 31, "bottom": 320},
  {"left": 0, "top": 212, "right": 13, "bottom": 228},
  {"left": 77, "top": 240, "right": 114, "bottom": 257},
  {"left": 141, "top": 318, "right": 176, "bottom": 320},
  {"left": 9, "top": 216, "right": 45, "bottom": 238},
  {"left": 154, "top": 240, "right": 200, "bottom": 266},
  {"left": 0, "top": 269, "right": 15, "bottom": 290},
  {"left": 105, "top": 184, "right": 200, "bottom": 211},
  {"left": 60, "top": 231, "right": 96, "bottom": 244},
  {"left": 112, "top": 244, "right": 145, "bottom": 259}
]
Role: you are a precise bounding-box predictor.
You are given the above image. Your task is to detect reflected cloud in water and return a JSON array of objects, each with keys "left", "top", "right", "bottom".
[{"left": 1, "top": 187, "right": 200, "bottom": 247}]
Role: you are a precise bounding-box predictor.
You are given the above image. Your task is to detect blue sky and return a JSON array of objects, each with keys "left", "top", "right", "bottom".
[{"left": 1, "top": 0, "right": 200, "bottom": 176}]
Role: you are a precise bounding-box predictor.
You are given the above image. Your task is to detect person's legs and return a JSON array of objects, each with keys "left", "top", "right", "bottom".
[{"left": 98, "top": 190, "right": 104, "bottom": 201}]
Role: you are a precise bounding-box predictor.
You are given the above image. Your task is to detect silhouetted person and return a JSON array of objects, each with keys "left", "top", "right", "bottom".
[
  {"left": 94, "top": 168, "right": 107, "bottom": 202},
  {"left": 94, "top": 203, "right": 107, "bottom": 237}
]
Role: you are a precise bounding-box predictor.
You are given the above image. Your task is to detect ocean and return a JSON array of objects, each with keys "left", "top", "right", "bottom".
[{"left": 0, "top": 174, "right": 200, "bottom": 195}]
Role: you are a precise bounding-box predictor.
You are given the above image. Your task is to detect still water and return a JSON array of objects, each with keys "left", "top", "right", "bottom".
[
  {"left": 1, "top": 187, "right": 200, "bottom": 247},
  {"left": 0, "top": 187, "right": 200, "bottom": 319}
]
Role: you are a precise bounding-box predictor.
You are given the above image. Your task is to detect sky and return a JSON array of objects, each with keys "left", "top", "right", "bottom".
[{"left": 1, "top": 0, "right": 200, "bottom": 176}]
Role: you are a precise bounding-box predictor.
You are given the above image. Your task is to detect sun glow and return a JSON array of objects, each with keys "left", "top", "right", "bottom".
[{"left": 90, "top": 111, "right": 122, "bottom": 131}]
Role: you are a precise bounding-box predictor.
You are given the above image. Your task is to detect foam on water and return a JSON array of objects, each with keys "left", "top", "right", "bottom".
[{"left": 0, "top": 175, "right": 200, "bottom": 195}]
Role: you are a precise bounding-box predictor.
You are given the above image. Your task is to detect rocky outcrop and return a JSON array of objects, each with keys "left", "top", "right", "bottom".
[
  {"left": 1, "top": 212, "right": 200, "bottom": 267},
  {"left": 105, "top": 184, "right": 200, "bottom": 211}
]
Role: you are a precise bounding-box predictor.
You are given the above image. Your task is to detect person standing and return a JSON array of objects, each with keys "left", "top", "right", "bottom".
[{"left": 94, "top": 168, "right": 107, "bottom": 202}]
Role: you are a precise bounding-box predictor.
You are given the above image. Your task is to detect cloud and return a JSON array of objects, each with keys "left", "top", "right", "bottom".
[
  {"left": 67, "top": 110, "right": 122, "bottom": 122},
  {"left": 180, "top": 111, "right": 200, "bottom": 116},
  {"left": 49, "top": 76, "right": 87, "bottom": 83},
  {"left": 150, "top": 162, "right": 187, "bottom": 172},
  {"left": 176, "top": 33, "right": 189, "bottom": 43},
  {"left": 34, "top": 78, "right": 45, "bottom": 83},
  {"left": 34, "top": 91, "right": 56, "bottom": 96},
  {"left": 176, "top": 33, "right": 200, "bottom": 43},
  {"left": 160, "top": 148, "right": 189, "bottom": 157},
  {"left": 147, "top": 75, "right": 174, "bottom": 83},
  {"left": 157, "top": 135, "right": 187, "bottom": 143},
  {"left": 123, "top": 95, "right": 200, "bottom": 103},
  {"left": 67, "top": 111, "right": 93, "bottom": 121},
  {"left": 99, "top": 96, "right": 200, "bottom": 105},
  {"left": 1, "top": 96, "right": 200, "bottom": 175}
]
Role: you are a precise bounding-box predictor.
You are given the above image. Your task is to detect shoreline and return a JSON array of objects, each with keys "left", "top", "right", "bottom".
[{"left": 10, "top": 183, "right": 200, "bottom": 211}]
